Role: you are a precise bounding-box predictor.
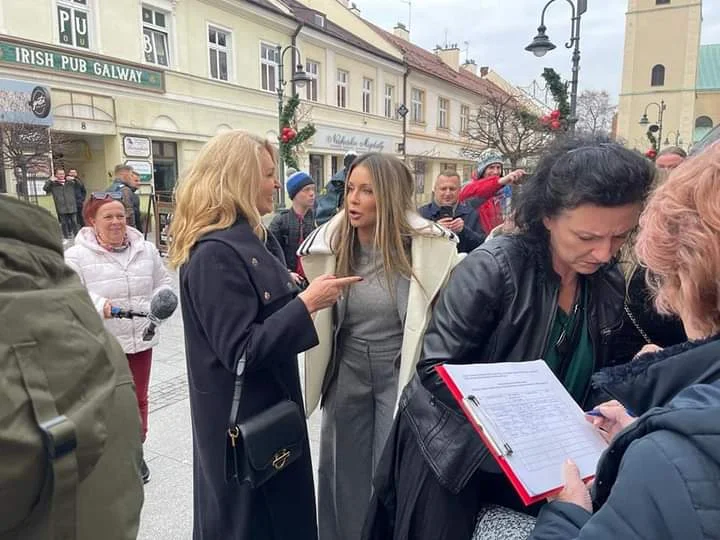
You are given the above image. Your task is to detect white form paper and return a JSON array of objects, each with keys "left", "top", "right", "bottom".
[{"left": 443, "top": 360, "right": 608, "bottom": 497}]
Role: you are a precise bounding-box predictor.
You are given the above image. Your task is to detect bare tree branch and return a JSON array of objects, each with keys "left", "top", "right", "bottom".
[
  {"left": 576, "top": 90, "right": 616, "bottom": 137},
  {"left": 462, "top": 92, "right": 553, "bottom": 168}
]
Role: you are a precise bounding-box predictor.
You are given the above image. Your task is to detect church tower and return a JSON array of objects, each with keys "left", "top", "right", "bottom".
[{"left": 616, "top": 0, "right": 702, "bottom": 150}]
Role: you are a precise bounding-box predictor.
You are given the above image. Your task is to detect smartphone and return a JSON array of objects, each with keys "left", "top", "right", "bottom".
[{"left": 437, "top": 206, "right": 454, "bottom": 220}]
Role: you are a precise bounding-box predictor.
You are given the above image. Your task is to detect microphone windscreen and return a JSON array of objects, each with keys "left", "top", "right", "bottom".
[{"left": 149, "top": 288, "right": 178, "bottom": 321}]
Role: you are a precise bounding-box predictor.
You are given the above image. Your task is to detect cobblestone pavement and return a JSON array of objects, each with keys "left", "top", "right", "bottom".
[{"left": 138, "top": 265, "right": 321, "bottom": 539}]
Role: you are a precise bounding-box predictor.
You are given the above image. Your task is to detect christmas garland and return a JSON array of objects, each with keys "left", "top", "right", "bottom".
[
  {"left": 538, "top": 68, "right": 571, "bottom": 132},
  {"left": 279, "top": 94, "right": 316, "bottom": 170},
  {"left": 645, "top": 130, "right": 658, "bottom": 159}
]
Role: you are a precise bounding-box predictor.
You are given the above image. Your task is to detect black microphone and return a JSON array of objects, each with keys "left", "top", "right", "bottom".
[{"left": 142, "top": 288, "right": 178, "bottom": 341}]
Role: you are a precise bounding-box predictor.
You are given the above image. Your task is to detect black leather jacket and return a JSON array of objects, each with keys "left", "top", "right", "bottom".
[{"left": 398, "top": 234, "right": 625, "bottom": 494}]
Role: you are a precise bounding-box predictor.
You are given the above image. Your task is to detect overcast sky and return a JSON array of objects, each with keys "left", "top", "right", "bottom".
[{"left": 355, "top": 0, "right": 720, "bottom": 104}]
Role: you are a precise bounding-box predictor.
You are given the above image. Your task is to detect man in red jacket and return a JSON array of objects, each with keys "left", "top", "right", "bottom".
[{"left": 459, "top": 149, "right": 525, "bottom": 234}]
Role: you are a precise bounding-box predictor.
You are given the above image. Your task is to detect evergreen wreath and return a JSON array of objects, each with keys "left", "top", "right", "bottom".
[
  {"left": 279, "top": 94, "right": 316, "bottom": 171},
  {"left": 538, "top": 68, "right": 571, "bottom": 132}
]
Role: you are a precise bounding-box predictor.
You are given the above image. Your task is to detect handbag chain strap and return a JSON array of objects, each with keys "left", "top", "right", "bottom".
[{"left": 624, "top": 303, "right": 652, "bottom": 345}]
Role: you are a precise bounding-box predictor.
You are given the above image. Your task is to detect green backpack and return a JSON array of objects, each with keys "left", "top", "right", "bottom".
[{"left": 0, "top": 196, "right": 143, "bottom": 539}]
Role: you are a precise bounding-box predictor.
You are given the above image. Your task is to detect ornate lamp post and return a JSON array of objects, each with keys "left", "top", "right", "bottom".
[
  {"left": 525, "top": 0, "right": 587, "bottom": 132},
  {"left": 639, "top": 100, "right": 666, "bottom": 152},
  {"left": 276, "top": 44, "right": 310, "bottom": 207}
]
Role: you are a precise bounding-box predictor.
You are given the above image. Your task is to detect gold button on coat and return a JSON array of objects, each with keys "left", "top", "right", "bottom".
[{"left": 251, "top": 257, "right": 259, "bottom": 266}]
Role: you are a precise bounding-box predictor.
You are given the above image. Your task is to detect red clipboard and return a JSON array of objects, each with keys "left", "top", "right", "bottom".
[{"left": 436, "top": 364, "right": 566, "bottom": 506}]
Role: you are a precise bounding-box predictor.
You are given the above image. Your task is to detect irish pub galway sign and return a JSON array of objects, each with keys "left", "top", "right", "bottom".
[{"left": 0, "top": 37, "right": 164, "bottom": 92}]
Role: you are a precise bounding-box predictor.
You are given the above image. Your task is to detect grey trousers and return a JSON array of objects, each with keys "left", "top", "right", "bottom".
[{"left": 318, "top": 334, "right": 401, "bottom": 540}]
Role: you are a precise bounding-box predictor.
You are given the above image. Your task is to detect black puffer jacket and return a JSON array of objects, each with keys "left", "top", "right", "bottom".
[
  {"left": 399, "top": 233, "right": 625, "bottom": 494},
  {"left": 531, "top": 337, "right": 720, "bottom": 539}
]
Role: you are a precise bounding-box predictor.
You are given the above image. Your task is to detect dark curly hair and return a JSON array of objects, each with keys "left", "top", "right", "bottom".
[{"left": 513, "top": 136, "right": 655, "bottom": 240}]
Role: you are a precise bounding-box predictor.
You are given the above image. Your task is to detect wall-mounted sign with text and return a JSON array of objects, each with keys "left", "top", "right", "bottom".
[
  {"left": 0, "top": 37, "right": 164, "bottom": 92},
  {"left": 123, "top": 136, "right": 151, "bottom": 158},
  {"left": 125, "top": 160, "right": 153, "bottom": 182},
  {"left": 311, "top": 126, "right": 399, "bottom": 154}
]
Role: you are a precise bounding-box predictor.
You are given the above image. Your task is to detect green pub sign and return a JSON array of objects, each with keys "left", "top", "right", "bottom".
[{"left": 0, "top": 37, "right": 164, "bottom": 92}]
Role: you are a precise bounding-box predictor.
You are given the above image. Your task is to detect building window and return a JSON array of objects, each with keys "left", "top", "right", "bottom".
[
  {"left": 439, "top": 162, "right": 457, "bottom": 172},
  {"left": 260, "top": 43, "right": 279, "bottom": 92},
  {"left": 313, "top": 13, "right": 326, "bottom": 27},
  {"left": 331, "top": 155, "right": 340, "bottom": 176},
  {"left": 651, "top": 64, "right": 665, "bottom": 87},
  {"left": 384, "top": 85, "right": 395, "bottom": 119},
  {"left": 462, "top": 164, "right": 473, "bottom": 182},
  {"left": 337, "top": 69, "right": 348, "bottom": 108},
  {"left": 412, "top": 159, "right": 426, "bottom": 194},
  {"left": 57, "top": 0, "right": 90, "bottom": 49},
  {"left": 309, "top": 154, "right": 325, "bottom": 190},
  {"left": 303, "top": 60, "right": 319, "bottom": 102},
  {"left": 208, "top": 26, "right": 231, "bottom": 81},
  {"left": 142, "top": 6, "right": 170, "bottom": 66},
  {"left": 460, "top": 104, "right": 470, "bottom": 134},
  {"left": 411, "top": 88, "right": 425, "bottom": 123},
  {"left": 695, "top": 115, "right": 714, "bottom": 141},
  {"left": 362, "top": 78, "right": 373, "bottom": 114},
  {"left": 438, "top": 97, "right": 450, "bottom": 129},
  {"left": 656, "top": 0, "right": 670, "bottom": 4}
]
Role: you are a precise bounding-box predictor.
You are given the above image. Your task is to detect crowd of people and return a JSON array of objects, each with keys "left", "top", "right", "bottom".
[{"left": 4, "top": 127, "right": 720, "bottom": 540}]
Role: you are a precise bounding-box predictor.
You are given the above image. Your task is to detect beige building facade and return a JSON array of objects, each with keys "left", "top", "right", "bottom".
[
  {"left": 616, "top": 0, "right": 719, "bottom": 151},
  {"left": 0, "top": 0, "right": 404, "bottom": 213}
]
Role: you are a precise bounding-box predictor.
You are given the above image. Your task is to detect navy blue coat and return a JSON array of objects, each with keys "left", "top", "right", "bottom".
[
  {"left": 180, "top": 217, "right": 319, "bottom": 540},
  {"left": 418, "top": 201, "right": 485, "bottom": 253},
  {"left": 530, "top": 337, "right": 720, "bottom": 539}
]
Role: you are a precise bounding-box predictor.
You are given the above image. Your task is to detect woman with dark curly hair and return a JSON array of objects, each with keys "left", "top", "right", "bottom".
[{"left": 363, "top": 138, "right": 655, "bottom": 540}]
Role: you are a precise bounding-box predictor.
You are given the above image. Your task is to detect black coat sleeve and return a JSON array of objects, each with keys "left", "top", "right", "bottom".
[
  {"left": 184, "top": 241, "right": 318, "bottom": 374},
  {"left": 457, "top": 212, "right": 485, "bottom": 253},
  {"left": 416, "top": 247, "right": 505, "bottom": 408},
  {"left": 529, "top": 436, "right": 700, "bottom": 540}
]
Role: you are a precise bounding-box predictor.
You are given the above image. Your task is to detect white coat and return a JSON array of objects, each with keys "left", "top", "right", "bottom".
[
  {"left": 298, "top": 211, "right": 463, "bottom": 416},
  {"left": 65, "top": 226, "right": 173, "bottom": 354}
]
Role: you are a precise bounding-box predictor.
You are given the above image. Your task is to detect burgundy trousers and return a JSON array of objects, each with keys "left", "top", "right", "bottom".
[{"left": 126, "top": 348, "right": 152, "bottom": 442}]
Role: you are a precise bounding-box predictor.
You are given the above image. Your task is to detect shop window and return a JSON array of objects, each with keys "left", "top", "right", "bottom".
[
  {"left": 56, "top": 0, "right": 91, "bottom": 49},
  {"left": 309, "top": 154, "right": 325, "bottom": 191},
  {"left": 142, "top": 6, "right": 170, "bottom": 67},
  {"left": 412, "top": 159, "right": 426, "bottom": 194}
]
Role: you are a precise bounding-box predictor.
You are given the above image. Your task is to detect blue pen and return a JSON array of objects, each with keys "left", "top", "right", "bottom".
[{"left": 585, "top": 408, "right": 636, "bottom": 418}]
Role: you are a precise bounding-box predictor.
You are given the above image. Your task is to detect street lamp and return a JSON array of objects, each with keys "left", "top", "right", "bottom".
[
  {"left": 276, "top": 44, "right": 310, "bottom": 208},
  {"left": 639, "top": 100, "right": 666, "bottom": 152},
  {"left": 525, "top": 0, "right": 588, "bottom": 132}
]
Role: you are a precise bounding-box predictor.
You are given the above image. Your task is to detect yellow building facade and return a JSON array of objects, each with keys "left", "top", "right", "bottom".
[
  {"left": 616, "top": 0, "right": 719, "bottom": 151},
  {"left": 0, "top": 0, "right": 404, "bottom": 212}
]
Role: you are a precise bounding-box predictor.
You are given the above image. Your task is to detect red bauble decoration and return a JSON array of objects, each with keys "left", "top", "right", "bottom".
[
  {"left": 550, "top": 119, "right": 562, "bottom": 130},
  {"left": 287, "top": 129, "right": 297, "bottom": 140},
  {"left": 550, "top": 109, "right": 561, "bottom": 120},
  {"left": 541, "top": 115, "right": 551, "bottom": 125},
  {"left": 645, "top": 149, "right": 657, "bottom": 159}
]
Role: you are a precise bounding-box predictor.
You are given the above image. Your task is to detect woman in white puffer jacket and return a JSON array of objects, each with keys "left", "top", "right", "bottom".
[{"left": 65, "top": 192, "right": 173, "bottom": 484}]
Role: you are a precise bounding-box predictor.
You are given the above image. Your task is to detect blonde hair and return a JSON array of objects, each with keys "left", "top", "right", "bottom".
[
  {"left": 331, "top": 153, "right": 423, "bottom": 288},
  {"left": 636, "top": 144, "right": 720, "bottom": 337},
  {"left": 168, "top": 131, "right": 276, "bottom": 268}
]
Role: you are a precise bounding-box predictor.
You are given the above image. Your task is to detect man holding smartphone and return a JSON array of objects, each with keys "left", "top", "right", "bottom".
[{"left": 418, "top": 170, "right": 485, "bottom": 253}]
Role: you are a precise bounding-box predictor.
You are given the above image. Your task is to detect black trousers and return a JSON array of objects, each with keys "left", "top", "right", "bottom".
[{"left": 59, "top": 213, "right": 78, "bottom": 239}]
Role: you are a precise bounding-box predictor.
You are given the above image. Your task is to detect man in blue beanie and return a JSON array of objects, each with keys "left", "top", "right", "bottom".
[{"left": 269, "top": 170, "right": 317, "bottom": 288}]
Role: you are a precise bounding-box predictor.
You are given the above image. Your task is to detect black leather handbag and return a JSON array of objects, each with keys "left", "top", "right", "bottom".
[{"left": 225, "top": 356, "right": 305, "bottom": 489}]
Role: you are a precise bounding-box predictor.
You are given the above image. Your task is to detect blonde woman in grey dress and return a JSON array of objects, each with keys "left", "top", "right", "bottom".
[{"left": 299, "top": 153, "right": 462, "bottom": 540}]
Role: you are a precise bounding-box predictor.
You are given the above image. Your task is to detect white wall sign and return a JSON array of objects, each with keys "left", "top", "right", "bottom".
[
  {"left": 312, "top": 126, "right": 398, "bottom": 154},
  {"left": 123, "top": 135, "right": 151, "bottom": 158},
  {"left": 125, "top": 159, "right": 153, "bottom": 182}
]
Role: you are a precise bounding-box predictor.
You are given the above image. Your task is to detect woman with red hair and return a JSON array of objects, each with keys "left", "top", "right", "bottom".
[
  {"left": 530, "top": 143, "right": 720, "bottom": 539},
  {"left": 65, "top": 192, "right": 173, "bottom": 484}
]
